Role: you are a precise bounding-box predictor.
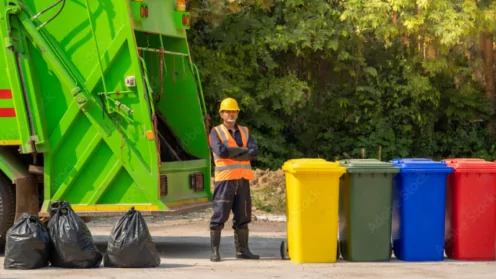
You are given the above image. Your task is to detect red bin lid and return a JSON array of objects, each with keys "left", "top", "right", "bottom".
[{"left": 441, "top": 158, "right": 496, "bottom": 170}]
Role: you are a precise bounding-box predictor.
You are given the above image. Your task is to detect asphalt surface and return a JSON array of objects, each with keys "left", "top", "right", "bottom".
[{"left": 1, "top": 213, "right": 496, "bottom": 279}]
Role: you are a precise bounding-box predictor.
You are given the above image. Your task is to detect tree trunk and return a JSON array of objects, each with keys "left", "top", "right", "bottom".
[
  {"left": 480, "top": 32, "right": 495, "bottom": 138},
  {"left": 426, "top": 42, "right": 436, "bottom": 59}
]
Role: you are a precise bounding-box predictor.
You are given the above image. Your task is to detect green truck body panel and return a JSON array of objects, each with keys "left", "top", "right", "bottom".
[{"left": 0, "top": 0, "right": 212, "bottom": 215}]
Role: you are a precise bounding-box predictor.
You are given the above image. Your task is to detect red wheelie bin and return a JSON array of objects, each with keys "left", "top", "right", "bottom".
[{"left": 442, "top": 158, "right": 496, "bottom": 260}]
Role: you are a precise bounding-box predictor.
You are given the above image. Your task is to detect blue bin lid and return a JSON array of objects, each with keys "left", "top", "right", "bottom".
[{"left": 390, "top": 158, "right": 454, "bottom": 172}]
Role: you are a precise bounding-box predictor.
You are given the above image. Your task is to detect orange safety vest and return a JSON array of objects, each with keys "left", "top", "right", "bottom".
[{"left": 212, "top": 124, "right": 255, "bottom": 182}]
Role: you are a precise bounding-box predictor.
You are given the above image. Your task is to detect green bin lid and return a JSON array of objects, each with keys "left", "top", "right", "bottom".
[
  {"left": 339, "top": 159, "right": 399, "bottom": 174},
  {"left": 282, "top": 158, "right": 346, "bottom": 174}
]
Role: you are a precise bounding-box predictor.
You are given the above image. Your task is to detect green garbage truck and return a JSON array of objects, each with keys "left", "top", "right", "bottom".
[{"left": 0, "top": 0, "right": 212, "bottom": 249}]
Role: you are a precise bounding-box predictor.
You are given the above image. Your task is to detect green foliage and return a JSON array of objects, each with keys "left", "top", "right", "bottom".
[{"left": 187, "top": 0, "right": 496, "bottom": 169}]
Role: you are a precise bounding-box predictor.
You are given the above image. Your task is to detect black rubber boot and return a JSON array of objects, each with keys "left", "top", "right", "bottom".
[
  {"left": 234, "top": 229, "right": 260, "bottom": 259},
  {"left": 210, "top": 230, "right": 221, "bottom": 262}
]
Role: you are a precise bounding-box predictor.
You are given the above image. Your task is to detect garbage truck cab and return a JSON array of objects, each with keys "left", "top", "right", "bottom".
[{"left": 0, "top": 0, "right": 212, "bottom": 250}]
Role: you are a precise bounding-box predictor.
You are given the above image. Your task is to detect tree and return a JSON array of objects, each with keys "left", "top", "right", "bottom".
[
  {"left": 341, "top": 0, "right": 496, "bottom": 136},
  {"left": 186, "top": 0, "right": 496, "bottom": 169}
]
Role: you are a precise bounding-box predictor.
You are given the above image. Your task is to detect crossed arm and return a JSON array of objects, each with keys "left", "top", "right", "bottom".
[{"left": 209, "top": 129, "right": 258, "bottom": 161}]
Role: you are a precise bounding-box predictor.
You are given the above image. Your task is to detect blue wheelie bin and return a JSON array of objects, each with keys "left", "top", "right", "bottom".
[{"left": 390, "top": 158, "right": 454, "bottom": 261}]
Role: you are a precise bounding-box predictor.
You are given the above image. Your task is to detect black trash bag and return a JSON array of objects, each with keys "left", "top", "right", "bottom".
[
  {"left": 3, "top": 213, "right": 51, "bottom": 269},
  {"left": 47, "top": 201, "right": 102, "bottom": 268},
  {"left": 104, "top": 207, "right": 160, "bottom": 268}
]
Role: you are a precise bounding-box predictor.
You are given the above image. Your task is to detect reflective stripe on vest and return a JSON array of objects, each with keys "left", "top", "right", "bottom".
[
  {"left": 213, "top": 127, "right": 230, "bottom": 160},
  {"left": 239, "top": 126, "right": 248, "bottom": 139},
  {"left": 215, "top": 164, "right": 253, "bottom": 172}
]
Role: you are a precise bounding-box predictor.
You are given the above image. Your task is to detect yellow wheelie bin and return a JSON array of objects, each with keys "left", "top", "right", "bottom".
[{"left": 281, "top": 158, "right": 346, "bottom": 263}]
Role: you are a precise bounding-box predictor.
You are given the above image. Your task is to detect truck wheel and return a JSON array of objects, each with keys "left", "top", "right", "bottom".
[{"left": 0, "top": 173, "right": 15, "bottom": 253}]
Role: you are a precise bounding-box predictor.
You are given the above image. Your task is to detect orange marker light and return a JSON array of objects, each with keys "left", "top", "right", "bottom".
[
  {"left": 176, "top": 0, "right": 186, "bottom": 11},
  {"left": 182, "top": 15, "right": 190, "bottom": 26},
  {"left": 146, "top": 130, "right": 155, "bottom": 140}
]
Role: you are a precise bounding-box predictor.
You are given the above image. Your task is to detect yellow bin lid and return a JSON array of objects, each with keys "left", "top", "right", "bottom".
[{"left": 282, "top": 158, "right": 346, "bottom": 174}]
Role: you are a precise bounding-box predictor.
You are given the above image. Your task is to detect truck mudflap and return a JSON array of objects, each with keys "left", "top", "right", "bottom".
[
  {"left": 14, "top": 176, "right": 39, "bottom": 220},
  {"left": 0, "top": 147, "right": 39, "bottom": 220}
]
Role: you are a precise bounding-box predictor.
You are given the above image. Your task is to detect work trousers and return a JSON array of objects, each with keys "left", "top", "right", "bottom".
[{"left": 209, "top": 178, "right": 252, "bottom": 231}]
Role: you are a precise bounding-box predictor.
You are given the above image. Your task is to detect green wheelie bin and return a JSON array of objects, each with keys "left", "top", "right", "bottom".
[{"left": 338, "top": 159, "right": 400, "bottom": 262}]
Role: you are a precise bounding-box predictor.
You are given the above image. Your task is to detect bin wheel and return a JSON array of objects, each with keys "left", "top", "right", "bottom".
[{"left": 280, "top": 241, "right": 289, "bottom": 260}]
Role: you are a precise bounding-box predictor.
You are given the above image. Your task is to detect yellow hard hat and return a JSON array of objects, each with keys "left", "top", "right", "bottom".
[{"left": 219, "top": 97, "right": 240, "bottom": 112}]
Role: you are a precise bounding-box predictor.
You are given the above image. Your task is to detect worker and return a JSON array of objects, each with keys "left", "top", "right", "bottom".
[{"left": 208, "top": 97, "right": 259, "bottom": 262}]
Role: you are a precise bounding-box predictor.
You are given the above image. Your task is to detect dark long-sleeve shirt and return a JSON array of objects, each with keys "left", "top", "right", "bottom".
[{"left": 209, "top": 124, "right": 258, "bottom": 159}]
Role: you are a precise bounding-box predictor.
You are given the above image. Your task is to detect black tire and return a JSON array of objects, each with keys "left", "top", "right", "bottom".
[
  {"left": 280, "top": 241, "right": 289, "bottom": 260},
  {"left": 0, "top": 173, "right": 15, "bottom": 253}
]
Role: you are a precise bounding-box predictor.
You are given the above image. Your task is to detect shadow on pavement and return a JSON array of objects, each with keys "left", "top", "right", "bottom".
[
  {"left": 94, "top": 235, "right": 286, "bottom": 260},
  {"left": 9, "top": 263, "right": 194, "bottom": 270},
  {"left": 1, "top": 236, "right": 287, "bottom": 262}
]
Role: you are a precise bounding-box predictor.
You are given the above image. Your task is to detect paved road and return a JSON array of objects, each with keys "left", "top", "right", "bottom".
[{"left": 1, "top": 216, "right": 496, "bottom": 278}]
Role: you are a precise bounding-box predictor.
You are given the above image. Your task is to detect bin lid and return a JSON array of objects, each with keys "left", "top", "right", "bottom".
[
  {"left": 282, "top": 158, "right": 346, "bottom": 173},
  {"left": 339, "top": 159, "right": 399, "bottom": 173},
  {"left": 390, "top": 158, "right": 453, "bottom": 171},
  {"left": 442, "top": 158, "right": 496, "bottom": 170}
]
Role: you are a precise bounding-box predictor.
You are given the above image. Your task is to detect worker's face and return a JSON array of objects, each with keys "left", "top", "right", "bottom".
[{"left": 220, "top": 110, "right": 238, "bottom": 124}]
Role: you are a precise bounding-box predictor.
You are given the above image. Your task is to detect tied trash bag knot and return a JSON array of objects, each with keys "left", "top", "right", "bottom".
[
  {"left": 3, "top": 213, "right": 52, "bottom": 270},
  {"left": 104, "top": 206, "right": 161, "bottom": 268},
  {"left": 48, "top": 200, "right": 70, "bottom": 217},
  {"left": 47, "top": 200, "right": 102, "bottom": 268}
]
